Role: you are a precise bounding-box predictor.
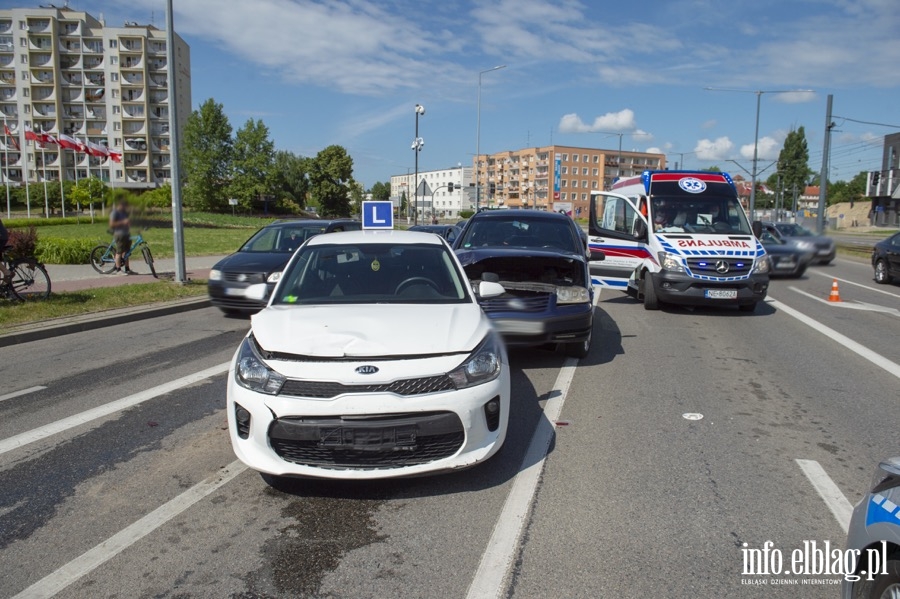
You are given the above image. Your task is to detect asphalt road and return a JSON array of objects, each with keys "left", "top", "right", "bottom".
[{"left": 1, "top": 256, "right": 897, "bottom": 598}]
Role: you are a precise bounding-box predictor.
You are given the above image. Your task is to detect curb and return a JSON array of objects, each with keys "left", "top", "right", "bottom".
[{"left": 0, "top": 296, "right": 212, "bottom": 347}]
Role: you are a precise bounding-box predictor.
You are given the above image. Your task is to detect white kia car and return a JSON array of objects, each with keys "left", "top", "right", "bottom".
[{"left": 226, "top": 230, "right": 511, "bottom": 483}]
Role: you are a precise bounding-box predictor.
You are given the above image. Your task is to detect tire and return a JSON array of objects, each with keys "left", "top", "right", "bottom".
[
  {"left": 792, "top": 266, "right": 807, "bottom": 279},
  {"left": 90, "top": 244, "right": 116, "bottom": 274},
  {"left": 10, "top": 258, "right": 51, "bottom": 300},
  {"left": 564, "top": 329, "right": 592, "bottom": 359},
  {"left": 642, "top": 273, "right": 660, "bottom": 310},
  {"left": 874, "top": 259, "right": 893, "bottom": 284},
  {"left": 864, "top": 559, "right": 900, "bottom": 599},
  {"left": 739, "top": 302, "right": 757, "bottom": 313},
  {"left": 141, "top": 245, "right": 157, "bottom": 278}
]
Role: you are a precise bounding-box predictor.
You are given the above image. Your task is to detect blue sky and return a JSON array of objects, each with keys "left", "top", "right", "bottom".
[{"left": 57, "top": 0, "right": 900, "bottom": 187}]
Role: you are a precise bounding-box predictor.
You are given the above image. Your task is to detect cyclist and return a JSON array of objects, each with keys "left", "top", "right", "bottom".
[
  {"left": 0, "top": 216, "right": 10, "bottom": 288},
  {"left": 109, "top": 200, "right": 133, "bottom": 275}
]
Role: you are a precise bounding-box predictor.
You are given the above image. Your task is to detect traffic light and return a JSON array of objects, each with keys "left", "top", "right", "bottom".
[{"left": 447, "top": 182, "right": 454, "bottom": 191}]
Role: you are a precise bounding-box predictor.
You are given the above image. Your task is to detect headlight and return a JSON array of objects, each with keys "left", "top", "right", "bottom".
[
  {"left": 448, "top": 334, "right": 503, "bottom": 389},
  {"left": 752, "top": 256, "right": 771, "bottom": 274},
  {"left": 266, "top": 271, "right": 282, "bottom": 284},
  {"left": 234, "top": 336, "right": 286, "bottom": 395},
  {"left": 657, "top": 251, "right": 684, "bottom": 272},
  {"left": 557, "top": 286, "right": 589, "bottom": 304},
  {"left": 209, "top": 269, "right": 223, "bottom": 281},
  {"left": 796, "top": 241, "right": 814, "bottom": 250}
]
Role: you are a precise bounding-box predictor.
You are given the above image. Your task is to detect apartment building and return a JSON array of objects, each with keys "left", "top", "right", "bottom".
[
  {"left": 390, "top": 165, "right": 474, "bottom": 219},
  {"left": 0, "top": 6, "right": 190, "bottom": 190},
  {"left": 473, "top": 145, "right": 666, "bottom": 216}
]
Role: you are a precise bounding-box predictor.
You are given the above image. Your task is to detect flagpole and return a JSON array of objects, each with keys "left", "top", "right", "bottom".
[
  {"left": 40, "top": 142, "right": 49, "bottom": 218},
  {"left": 59, "top": 142, "right": 65, "bottom": 218},
  {"left": 23, "top": 128, "right": 30, "bottom": 218},
  {"left": 2, "top": 115, "right": 9, "bottom": 219}
]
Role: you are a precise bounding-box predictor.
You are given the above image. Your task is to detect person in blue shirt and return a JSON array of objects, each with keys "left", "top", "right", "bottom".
[{"left": 109, "top": 200, "right": 133, "bottom": 274}]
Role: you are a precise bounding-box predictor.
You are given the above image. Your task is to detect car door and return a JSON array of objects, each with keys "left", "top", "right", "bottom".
[
  {"left": 587, "top": 191, "right": 650, "bottom": 288},
  {"left": 890, "top": 233, "right": 900, "bottom": 276}
]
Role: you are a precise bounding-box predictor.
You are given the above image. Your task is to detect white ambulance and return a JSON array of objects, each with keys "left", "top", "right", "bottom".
[{"left": 588, "top": 170, "right": 770, "bottom": 312}]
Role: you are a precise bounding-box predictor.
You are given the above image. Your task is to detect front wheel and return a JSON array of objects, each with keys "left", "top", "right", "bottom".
[
  {"left": 642, "top": 273, "right": 660, "bottom": 310},
  {"left": 874, "top": 259, "right": 893, "bottom": 284},
  {"left": 10, "top": 258, "right": 51, "bottom": 300},
  {"left": 90, "top": 244, "right": 116, "bottom": 274},
  {"left": 563, "top": 329, "right": 592, "bottom": 359},
  {"left": 141, "top": 245, "right": 157, "bottom": 278},
  {"left": 739, "top": 302, "right": 757, "bottom": 313}
]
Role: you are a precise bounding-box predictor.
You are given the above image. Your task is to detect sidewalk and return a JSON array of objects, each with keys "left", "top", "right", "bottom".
[{"left": 47, "top": 255, "right": 227, "bottom": 293}]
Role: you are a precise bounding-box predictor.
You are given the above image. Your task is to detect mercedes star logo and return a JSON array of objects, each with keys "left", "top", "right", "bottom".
[{"left": 715, "top": 260, "right": 730, "bottom": 274}]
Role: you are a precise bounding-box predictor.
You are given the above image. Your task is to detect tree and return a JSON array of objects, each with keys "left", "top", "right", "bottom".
[
  {"left": 271, "top": 150, "right": 309, "bottom": 211},
  {"left": 70, "top": 177, "right": 108, "bottom": 210},
  {"left": 308, "top": 145, "right": 354, "bottom": 218},
  {"left": 182, "top": 98, "right": 233, "bottom": 212},
  {"left": 348, "top": 180, "right": 366, "bottom": 215},
  {"left": 230, "top": 118, "right": 275, "bottom": 211},
  {"left": 400, "top": 190, "right": 408, "bottom": 213},
  {"left": 776, "top": 127, "right": 812, "bottom": 200},
  {"left": 369, "top": 181, "right": 391, "bottom": 201},
  {"left": 828, "top": 170, "right": 867, "bottom": 205}
]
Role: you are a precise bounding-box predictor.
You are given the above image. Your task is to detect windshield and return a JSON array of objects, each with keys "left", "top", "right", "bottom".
[
  {"left": 273, "top": 242, "right": 470, "bottom": 305},
  {"left": 457, "top": 217, "right": 581, "bottom": 253},
  {"left": 774, "top": 223, "right": 813, "bottom": 237},
  {"left": 240, "top": 225, "right": 325, "bottom": 253},
  {"left": 650, "top": 196, "right": 752, "bottom": 235}
]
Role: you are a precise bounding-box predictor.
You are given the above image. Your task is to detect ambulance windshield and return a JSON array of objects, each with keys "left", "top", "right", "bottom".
[{"left": 650, "top": 197, "right": 752, "bottom": 235}]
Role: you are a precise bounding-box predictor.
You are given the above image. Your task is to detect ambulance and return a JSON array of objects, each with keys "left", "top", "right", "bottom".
[{"left": 588, "top": 170, "right": 770, "bottom": 312}]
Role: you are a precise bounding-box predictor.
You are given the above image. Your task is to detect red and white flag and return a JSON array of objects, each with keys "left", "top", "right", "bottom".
[
  {"left": 57, "top": 133, "right": 85, "bottom": 152},
  {"left": 3, "top": 125, "right": 19, "bottom": 151},
  {"left": 108, "top": 149, "right": 123, "bottom": 163},
  {"left": 83, "top": 138, "right": 110, "bottom": 157}
]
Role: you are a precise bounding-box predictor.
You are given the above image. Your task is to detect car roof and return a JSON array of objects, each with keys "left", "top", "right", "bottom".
[
  {"left": 269, "top": 218, "right": 356, "bottom": 226},
  {"left": 305, "top": 229, "right": 447, "bottom": 246},
  {"left": 472, "top": 209, "right": 570, "bottom": 221}
]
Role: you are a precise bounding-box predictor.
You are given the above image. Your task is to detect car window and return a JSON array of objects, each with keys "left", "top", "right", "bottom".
[
  {"left": 240, "top": 227, "right": 279, "bottom": 252},
  {"left": 275, "top": 243, "right": 470, "bottom": 305},
  {"left": 458, "top": 218, "right": 580, "bottom": 253},
  {"left": 892, "top": 234, "right": 900, "bottom": 247}
]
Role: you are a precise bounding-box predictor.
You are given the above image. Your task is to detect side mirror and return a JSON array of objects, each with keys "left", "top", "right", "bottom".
[
  {"left": 633, "top": 219, "right": 648, "bottom": 239},
  {"left": 245, "top": 283, "right": 271, "bottom": 302},
  {"left": 478, "top": 280, "right": 506, "bottom": 298},
  {"left": 752, "top": 221, "right": 763, "bottom": 238},
  {"left": 589, "top": 250, "right": 606, "bottom": 261}
]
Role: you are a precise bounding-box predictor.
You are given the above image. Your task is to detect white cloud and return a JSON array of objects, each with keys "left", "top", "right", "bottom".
[
  {"left": 694, "top": 137, "right": 734, "bottom": 160},
  {"left": 645, "top": 147, "right": 663, "bottom": 155},
  {"left": 740, "top": 136, "right": 781, "bottom": 160},
  {"left": 558, "top": 109, "right": 637, "bottom": 134},
  {"left": 701, "top": 119, "right": 717, "bottom": 130},
  {"left": 774, "top": 91, "right": 817, "bottom": 104}
]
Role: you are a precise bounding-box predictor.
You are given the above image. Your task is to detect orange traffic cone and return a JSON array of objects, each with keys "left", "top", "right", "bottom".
[{"left": 828, "top": 279, "right": 841, "bottom": 302}]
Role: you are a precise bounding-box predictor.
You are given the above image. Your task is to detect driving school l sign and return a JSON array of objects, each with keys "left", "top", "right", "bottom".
[{"left": 362, "top": 201, "right": 394, "bottom": 229}]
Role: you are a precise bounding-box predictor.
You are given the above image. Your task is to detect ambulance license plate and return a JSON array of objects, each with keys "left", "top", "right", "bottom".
[{"left": 705, "top": 289, "right": 737, "bottom": 299}]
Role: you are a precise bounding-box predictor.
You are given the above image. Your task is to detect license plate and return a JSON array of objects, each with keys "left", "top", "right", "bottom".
[
  {"left": 493, "top": 319, "right": 546, "bottom": 335},
  {"left": 705, "top": 289, "right": 737, "bottom": 299},
  {"left": 319, "top": 426, "right": 417, "bottom": 450},
  {"left": 775, "top": 261, "right": 796, "bottom": 269},
  {"left": 224, "top": 287, "right": 245, "bottom": 296},
  {"left": 816, "top": 249, "right": 830, "bottom": 255}
]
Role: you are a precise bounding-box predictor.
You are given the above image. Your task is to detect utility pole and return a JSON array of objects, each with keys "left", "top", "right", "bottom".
[
  {"left": 166, "top": 0, "right": 186, "bottom": 283},
  {"left": 816, "top": 94, "right": 833, "bottom": 234}
]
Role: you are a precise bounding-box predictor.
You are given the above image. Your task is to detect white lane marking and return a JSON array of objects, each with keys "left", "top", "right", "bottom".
[
  {"left": 466, "top": 357, "right": 578, "bottom": 599},
  {"left": 0, "top": 386, "right": 47, "bottom": 403},
  {"left": 808, "top": 270, "right": 900, "bottom": 299},
  {"left": 795, "top": 459, "right": 853, "bottom": 534},
  {"left": 789, "top": 287, "right": 900, "bottom": 317},
  {"left": 0, "top": 363, "right": 229, "bottom": 457},
  {"left": 767, "top": 297, "right": 900, "bottom": 381},
  {"left": 11, "top": 460, "right": 247, "bottom": 599}
]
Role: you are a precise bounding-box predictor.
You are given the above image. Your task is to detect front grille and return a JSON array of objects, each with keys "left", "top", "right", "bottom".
[
  {"left": 685, "top": 257, "right": 752, "bottom": 277},
  {"left": 223, "top": 271, "right": 266, "bottom": 284},
  {"left": 269, "top": 412, "right": 465, "bottom": 469},
  {"left": 279, "top": 374, "right": 456, "bottom": 399},
  {"left": 480, "top": 293, "right": 551, "bottom": 314}
]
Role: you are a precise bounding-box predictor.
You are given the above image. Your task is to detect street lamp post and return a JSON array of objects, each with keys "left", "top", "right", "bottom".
[
  {"left": 705, "top": 87, "right": 814, "bottom": 221},
  {"left": 475, "top": 65, "right": 506, "bottom": 212},
  {"left": 412, "top": 104, "right": 425, "bottom": 225}
]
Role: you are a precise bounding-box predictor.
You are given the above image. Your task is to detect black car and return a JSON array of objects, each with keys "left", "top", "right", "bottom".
[
  {"left": 408, "top": 224, "right": 462, "bottom": 244},
  {"left": 453, "top": 209, "right": 603, "bottom": 358},
  {"left": 208, "top": 219, "right": 360, "bottom": 314},
  {"left": 768, "top": 221, "right": 836, "bottom": 264},
  {"left": 873, "top": 231, "right": 900, "bottom": 284},
  {"left": 760, "top": 225, "right": 814, "bottom": 278}
]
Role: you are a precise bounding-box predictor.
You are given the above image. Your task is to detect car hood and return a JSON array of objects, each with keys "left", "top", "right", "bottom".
[
  {"left": 455, "top": 247, "right": 587, "bottom": 287},
  {"left": 213, "top": 251, "right": 291, "bottom": 274},
  {"left": 455, "top": 246, "right": 586, "bottom": 265},
  {"left": 250, "top": 303, "right": 488, "bottom": 358}
]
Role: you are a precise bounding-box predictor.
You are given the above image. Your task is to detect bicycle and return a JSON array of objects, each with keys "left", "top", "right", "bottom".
[
  {"left": 89, "top": 232, "right": 157, "bottom": 277},
  {"left": 1, "top": 247, "right": 52, "bottom": 301}
]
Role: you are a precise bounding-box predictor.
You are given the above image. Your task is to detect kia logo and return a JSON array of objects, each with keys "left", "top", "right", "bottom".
[
  {"left": 715, "top": 260, "right": 730, "bottom": 274},
  {"left": 355, "top": 365, "right": 379, "bottom": 375}
]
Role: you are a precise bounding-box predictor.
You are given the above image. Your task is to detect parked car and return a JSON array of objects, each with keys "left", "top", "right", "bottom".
[
  {"left": 842, "top": 456, "right": 900, "bottom": 598},
  {"left": 226, "top": 230, "right": 510, "bottom": 483},
  {"left": 208, "top": 219, "right": 360, "bottom": 314},
  {"left": 759, "top": 225, "right": 814, "bottom": 278},
  {"left": 453, "top": 209, "right": 603, "bottom": 358},
  {"left": 768, "top": 221, "right": 836, "bottom": 264},
  {"left": 409, "top": 224, "right": 462, "bottom": 244},
  {"left": 872, "top": 231, "right": 900, "bottom": 284}
]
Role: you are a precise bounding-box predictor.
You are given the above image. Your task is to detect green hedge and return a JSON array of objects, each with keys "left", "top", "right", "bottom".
[{"left": 35, "top": 237, "right": 99, "bottom": 265}]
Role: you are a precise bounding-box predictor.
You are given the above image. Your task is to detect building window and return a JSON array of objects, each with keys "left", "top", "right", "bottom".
[
  {"left": 114, "top": 122, "right": 121, "bottom": 131},
  {"left": 23, "top": 105, "right": 29, "bottom": 113},
  {"left": 20, "top": 38, "right": 27, "bottom": 47},
  {"left": 561, "top": 180, "right": 567, "bottom": 187},
  {"left": 116, "top": 170, "right": 122, "bottom": 178},
  {"left": 583, "top": 154, "right": 588, "bottom": 162},
  {"left": 110, "top": 56, "right": 118, "bottom": 65},
  {"left": 561, "top": 193, "right": 567, "bottom": 200},
  {"left": 111, "top": 73, "right": 118, "bottom": 82},
  {"left": 109, "top": 39, "right": 117, "bottom": 48},
  {"left": 593, "top": 155, "right": 599, "bottom": 163},
  {"left": 21, "top": 71, "right": 27, "bottom": 80},
  {"left": 112, "top": 89, "right": 119, "bottom": 98},
  {"left": 592, "top": 181, "right": 599, "bottom": 189},
  {"left": 582, "top": 180, "right": 588, "bottom": 188},
  {"left": 114, "top": 138, "right": 121, "bottom": 146},
  {"left": 573, "top": 154, "right": 579, "bottom": 162},
  {"left": 19, "top": 21, "right": 26, "bottom": 30},
  {"left": 561, "top": 166, "right": 567, "bottom": 174},
  {"left": 20, "top": 54, "right": 27, "bottom": 64},
  {"left": 582, "top": 167, "right": 588, "bottom": 175},
  {"left": 592, "top": 168, "right": 598, "bottom": 176},
  {"left": 22, "top": 88, "right": 29, "bottom": 97},
  {"left": 572, "top": 180, "right": 578, "bottom": 188},
  {"left": 112, "top": 106, "right": 120, "bottom": 114},
  {"left": 561, "top": 154, "right": 568, "bottom": 160}
]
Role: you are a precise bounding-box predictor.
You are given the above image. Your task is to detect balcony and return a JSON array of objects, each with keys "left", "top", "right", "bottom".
[
  {"left": 85, "top": 107, "right": 106, "bottom": 120},
  {"left": 82, "top": 41, "right": 103, "bottom": 54},
  {"left": 126, "top": 169, "right": 148, "bottom": 183},
  {"left": 85, "top": 74, "right": 105, "bottom": 86},
  {"left": 150, "top": 123, "right": 169, "bottom": 135},
  {"left": 33, "top": 119, "right": 57, "bottom": 133},
  {"left": 28, "top": 37, "right": 54, "bottom": 51},
  {"left": 0, "top": 105, "right": 16, "bottom": 118},
  {"left": 149, "top": 74, "right": 167, "bottom": 87},
  {"left": 63, "top": 121, "right": 85, "bottom": 135},
  {"left": 30, "top": 70, "right": 54, "bottom": 85},
  {"left": 151, "top": 137, "right": 169, "bottom": 151},
  {"left": 154, "top": 169, "right": 170, "bottom": 182},
  {"left": 31, "top": 53, "right": 52, "bottom": 67},
  {"left": 121, "top": 57, "right": 143, "bottom": 69},
  {"left": 152, "top": 156, "right": 170, "bottom": 168},
  {"left": 149, "top": 91, "right": 168, "bottom": 104},
  {"left": 122, "top": 74, "right": 144, "bottom": 86},
  {"left": 60, "top": 22, "right": 81, "bottom": 36},
  {"left": 85, "top": 88, "right": 105, "bottom": 103},
  {"left": 122, "top": 88, "right": 144, "bottom": 102},
  {"left": 125, "top": 138, "right": 148, "bottom": 151},
  {"left": 0, "top": 73, "right": 13, "bottom": 85},
  {"left": 61, "top": 73, "right": 82, "bottom": 86},
  {"left": 62, "top": 89, "right": 83, "bottom": 102},
  {"left": 82, "top": 57, "right": 103, "bottom": 70},
  {"left": 120, "top": 40, "right": 143, "bottom": 53},
  {"left": 123, "top": 106, "right": 145, "bottom": 119},
  {"left": 64, "top": 106, "right": 85, "bottom": 118},
  {"left": 148, "top": 41, "right": 166, "bottom": 54},
  {"left": 124, "top": 155, "right": 148, "bottom": 167},
  {"left": 151, "top": 107, "right": 168, "bottom": 120},
  {"left": 148, "top": 59, "right": 166, "bottom": 71},
  {"left": 0, "top": 55, "right": 12, "bottom": 67},
  {"left": 59, "top": 56, "right": 81, "bottom": 69},
  {"left": 0, "top": 88, "right": 14, "bottom": 100},
  {"left": 27, "top": 19, "right": 51, "bottom": 33},
  {"left": 33, "top": 104, "right": 56, "bottom": 117},
  {"left": 59, "top": 41, "right": 81, "bottom": 53},
  {"left": 0, "top": 21, "right": 11, "bottom": 34},
  {"left": 85, "top": 124, "right": 107, "bottom": 135},
  {"left": 32, "top": 87, "right": 54, "bottom": 101},
  {"left": 123, "top": 122, "right": 146, "bottom": 135}
]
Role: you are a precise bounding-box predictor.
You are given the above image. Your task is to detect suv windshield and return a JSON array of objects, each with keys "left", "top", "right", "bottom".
[
  {"left": 240, "top": 225, "right": 325, "bottom": 253},
  {"left": 457, "top": 217, "right": 580, "bottom": 253},
  {"left": 774, "top": 223, "right": 813, "bottom": 237},
  {"left": 274, "top": 243, "right": 470, "bottom": 305},
  {"left": 651, "top": 196, "right": 752, "bottom": 235}
]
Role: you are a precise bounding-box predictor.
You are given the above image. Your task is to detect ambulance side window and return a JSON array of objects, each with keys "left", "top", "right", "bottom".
[{"left": 598, "top": 196, "right": 638, "bottom": 237}]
